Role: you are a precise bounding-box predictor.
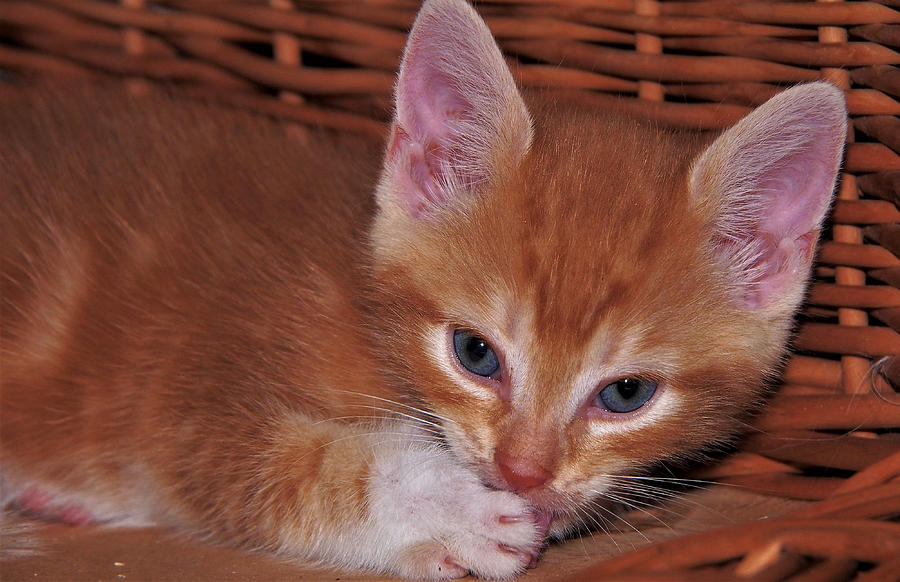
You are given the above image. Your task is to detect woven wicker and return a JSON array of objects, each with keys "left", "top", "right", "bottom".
[{"left": 1, "top": 1, "right": 898, "bottom": 581}]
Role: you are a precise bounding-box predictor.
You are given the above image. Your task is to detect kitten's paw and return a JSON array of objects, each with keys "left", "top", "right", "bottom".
[
  {"left": 391, "top": 492, "right": 545, "bottom": 580},
  {"left": 371, "top": 446, "right": 548, "bottom": 580},
  {"left": 436, "top": 497, "right": 547, "bottom": 579},
  {"left": 395, "top": 542, "right": 468, "bottom": 580}
]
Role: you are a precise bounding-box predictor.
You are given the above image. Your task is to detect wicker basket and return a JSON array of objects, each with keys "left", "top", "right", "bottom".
[{"left": 1, "top": 1, "right": 898, "bottom": 581}]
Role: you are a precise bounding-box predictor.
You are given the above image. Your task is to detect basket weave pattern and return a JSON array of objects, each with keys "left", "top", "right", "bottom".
[{"left": 1, "top": 1, "right": 898, "bottom": 580}]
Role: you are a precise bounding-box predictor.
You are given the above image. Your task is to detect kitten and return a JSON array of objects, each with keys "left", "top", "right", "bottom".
[{"left": 0, "top": 0, "right": 846, "bottom": 579}]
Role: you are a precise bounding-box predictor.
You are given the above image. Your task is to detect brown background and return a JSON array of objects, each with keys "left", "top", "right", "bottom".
[{"left": 2, "top": 488, "right": 801, "bottom": 582}]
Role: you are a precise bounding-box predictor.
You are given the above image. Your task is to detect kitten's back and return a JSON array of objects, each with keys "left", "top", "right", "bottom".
[{"left": 0, "top": 86, "right": 392, "bottom": 522}]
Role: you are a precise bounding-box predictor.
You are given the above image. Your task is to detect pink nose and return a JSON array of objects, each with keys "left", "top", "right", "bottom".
[{"left": 495, "top": 450, "right": 551, "bottom": 492}]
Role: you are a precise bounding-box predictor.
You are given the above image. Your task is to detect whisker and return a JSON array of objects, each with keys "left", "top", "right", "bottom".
[
  {"left": 349, "top": 405, "right": 446, "bottom": 433},
  {"left": 602, "top": 475, "right": 717, "bottom": 505},
  {"left": 601, "top": 476, "right": 735, "bottom": 523},
  {"left": 603, "top": 480, "right": 693, "bottom": 503},
  {"left": 604, "top": 474, "right": 717, "bottom": 488},
  {"left": 594, "top": 490, "right": 678, "bottom": 532},
  {"left": 329, "top": 389, "right": 453, "bottom": 425},
  {"left": 605, "top": 487, "right": 695, "bottom": 520},
  {"left": 573, "top": 503, "right": 624, "bottom": 554},
  {"left": 581, "top": 495, "right": 650, "bottom": 545},
  {"left": 314, "top": 414, "right": 445, "bottom": 437},
  {"left": 608, "top": 488, "right": 705, "bottom": 520}
]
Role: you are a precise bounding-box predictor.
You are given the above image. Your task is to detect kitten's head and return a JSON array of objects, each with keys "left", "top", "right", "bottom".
[{"left": 370, "top": 0, "right": 846, "bottom": 527}]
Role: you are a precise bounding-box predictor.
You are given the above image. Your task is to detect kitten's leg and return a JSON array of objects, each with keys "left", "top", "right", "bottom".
[{"left": 165, "top": 414, "right": 545, "bottom": 580}]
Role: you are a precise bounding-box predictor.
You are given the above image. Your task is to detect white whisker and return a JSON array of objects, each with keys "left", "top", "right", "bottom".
[
  {"left": 350, "top": 405, "right": 446, "bottom": 433},
  {"left": 316, "top": 415, "right": 445, "bottom": 438},
  {"left": 584, "top": 499, "right": 649, "bottom": 545},
  {"left": 329, "top": 389, "right": 454, "bottom": 426},
  {"left": 593, "top": 490, "right": 677, "bottom": 532},
  {"left": 601, "top": 475, "right": 734, "bottom": 522}
]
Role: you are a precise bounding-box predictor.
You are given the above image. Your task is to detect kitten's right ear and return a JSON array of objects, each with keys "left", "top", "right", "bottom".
[
  {"left": 376, "top": 0, "right": 533, "bottom": 219},
  {"left": 691, "top": 82, "right": 846, "bottom": 315}
]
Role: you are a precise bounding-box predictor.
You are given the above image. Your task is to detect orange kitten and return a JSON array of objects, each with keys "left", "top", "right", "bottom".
[{"left": 1, "top": 0, "right": 846, "bottom": 579}]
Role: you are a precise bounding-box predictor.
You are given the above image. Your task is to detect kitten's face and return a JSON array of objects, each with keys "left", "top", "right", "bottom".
[
  {"left": 372, "top": 110, "right": 784, "bottom": 525},
  {"left": 369, "top": 0, "right": 843, "bottom": 533}
]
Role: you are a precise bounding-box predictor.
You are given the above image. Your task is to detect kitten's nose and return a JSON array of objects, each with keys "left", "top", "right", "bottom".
[{"left": 495, "top": 450, "right": 551, "bottom": 492}]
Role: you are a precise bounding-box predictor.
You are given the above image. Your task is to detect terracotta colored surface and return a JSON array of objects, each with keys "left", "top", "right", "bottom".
[{"left": 1, "top": 488, "right": 801, "bottom": 582}]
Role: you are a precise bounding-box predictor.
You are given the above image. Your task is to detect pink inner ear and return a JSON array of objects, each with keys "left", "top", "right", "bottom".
[
  {"left": 388, "top": 129, "right": 463, "bottom": 217},
  {"left": 698, "top": 83, "right": 846, "bottom": 312},
  {"left": 404, "top": 72, "right": 469, "bottom": 145},
  {"left": 388, "top": 69, "right": 476, "bottom": 216},
  {"left": 741, "top": 145, "right": 838, "bottom": 309},
  {"left": 379, "top": 0, "right": 532, "bottom": 219},
  {"left": 756, "top": 137, "right": 837, "bottom": 242},
  {"left": 739, "top": 228, "right": 819, "bottom": 310}
]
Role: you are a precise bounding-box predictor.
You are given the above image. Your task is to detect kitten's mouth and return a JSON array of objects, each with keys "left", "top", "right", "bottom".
[
  {"left": 479, "top": 474, "right": 576, "bottom": 537},
  {"left": 480, "top": 475, "right": 573, "bottom": 528},
  {"left": 531, "top": 506, "right": 553, "bottom": 538},
  {"left": 476, "top": 465, "right": 573, "bottom": 512}
]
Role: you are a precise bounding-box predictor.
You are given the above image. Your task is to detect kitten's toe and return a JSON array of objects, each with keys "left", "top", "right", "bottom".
[{"left": 396, "top": 542, "right": 468, "bottom": 580}]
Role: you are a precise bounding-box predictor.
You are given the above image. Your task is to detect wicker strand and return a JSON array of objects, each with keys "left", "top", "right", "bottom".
[
  {"left": 121, "top": 0, "right": 149, "bottom": 95},
  {"left": 269, "top": 0, "right": 311, "bottom": 143},
  {"left": 817, "top": 0, "right": 874, "bottom": 396},
  {"left": 634, "top": 0, "right": 663, "bottom": 101}
]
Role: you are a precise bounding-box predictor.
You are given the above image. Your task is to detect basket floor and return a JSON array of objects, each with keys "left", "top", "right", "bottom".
[{"left": 1, "top": 487, "right": 804, "bottom": 581}]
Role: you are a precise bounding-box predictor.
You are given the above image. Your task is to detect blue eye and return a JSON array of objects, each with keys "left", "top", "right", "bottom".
[
  {"left": 453, "top": 329, "right": 500, "bottom": 378},
  {"left": 597, "top": 378, "right": 657, "bottom": 413}
]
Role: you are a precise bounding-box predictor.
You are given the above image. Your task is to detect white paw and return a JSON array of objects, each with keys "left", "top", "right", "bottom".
[{"left": 368, "top": 444, "right": 547, "bottom": 580}]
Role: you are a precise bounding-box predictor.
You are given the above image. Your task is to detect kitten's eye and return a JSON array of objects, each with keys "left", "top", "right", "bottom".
[
  {"left": 453, "top": 329, "right": 500, "bottom": 378},
  {"left": 597, "top": 378, "right": 657, "bottom": 413}
]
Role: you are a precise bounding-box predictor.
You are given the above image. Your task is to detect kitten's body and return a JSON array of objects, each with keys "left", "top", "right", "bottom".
[
  {"left": 1, "top": 89, "right": 391, "bottom": 525},
  {"left": 1, "top": 0, "right": 846, "bottom": 579}
]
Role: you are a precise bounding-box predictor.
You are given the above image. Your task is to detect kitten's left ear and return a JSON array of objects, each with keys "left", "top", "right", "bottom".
[
  {"left": 691, "top": 82, "right": 847, "bottom": 313},
  {"left": 376, "top": 0, "right": 533, "bottom": 219}
]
